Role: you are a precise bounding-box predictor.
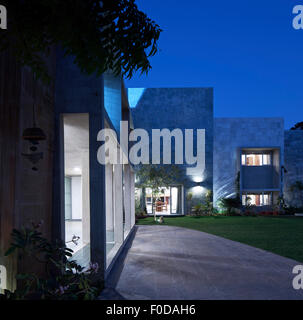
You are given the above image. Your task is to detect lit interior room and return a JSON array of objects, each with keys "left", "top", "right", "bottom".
[{"left": 63, "top": 114, "right": 90, "bottom": 258}]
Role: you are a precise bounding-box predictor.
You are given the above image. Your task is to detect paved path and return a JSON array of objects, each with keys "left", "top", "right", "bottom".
[{"left": 109, "top": 225, "right": 303, "bottom": 300}]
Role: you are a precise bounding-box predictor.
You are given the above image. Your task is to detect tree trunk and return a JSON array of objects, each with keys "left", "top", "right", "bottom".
[{"left": 152, "top": 190, "right": 156, "bottom": 221}]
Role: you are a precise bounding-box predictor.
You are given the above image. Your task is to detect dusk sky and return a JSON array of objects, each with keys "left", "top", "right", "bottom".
[{"left": 126, "top": 0, "right": 303, "bottom": 129}]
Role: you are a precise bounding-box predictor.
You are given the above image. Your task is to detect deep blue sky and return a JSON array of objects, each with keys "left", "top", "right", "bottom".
[{"left": 126, "top": 0, "right": 303, "bottom": 129}]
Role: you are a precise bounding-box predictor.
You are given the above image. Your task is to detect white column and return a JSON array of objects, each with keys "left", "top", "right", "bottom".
[
  {"left": 105, "top": 164, "right": 114, "bottom": 232},
  {"left": 124, "top": 165, "right": 131, "bottom": 233},
  {"left": 114, "top": 163, "right": 123, "bottom": 244},
  {"left": 82, "top": 150, "right": 90, "bottom": 244},
  {"left": 130, "top": 170, "right": 135, "bottom": 227}
]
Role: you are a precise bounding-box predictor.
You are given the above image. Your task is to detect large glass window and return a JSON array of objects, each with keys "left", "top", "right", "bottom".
[
  {"left": 242, "top": 193, "right": 272, "bottom": 206},
  {"left": 105, "top": 164, "right": 115, "bottom": 256},
  {"left": 241, "top": 153, "right": 271, "bottom": 166},
  {"left": 105, "top": 132, "right": 129, "bottom": 267},
  {"left": 63, "top": 114, "right": 90, "bottom": 264}
]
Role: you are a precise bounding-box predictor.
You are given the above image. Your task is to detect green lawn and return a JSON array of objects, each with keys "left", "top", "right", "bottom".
[{"left": 137, "top": 216, "right": 303, "bottom": 262}]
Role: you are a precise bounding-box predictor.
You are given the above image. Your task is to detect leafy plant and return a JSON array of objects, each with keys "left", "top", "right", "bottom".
[
  {"left": 193, "top": 203, "right": 204, "bottom": 215},
  {"left": 1, "top": 0, "right": 162, "bottom": 83},
  {"left": 289, "top": 181, "right": 303, "bottom": 207},
  {"left": 186, "top": 192, "right": 193, "bottom": 214},
  {"left": 284, "top": 206, "right": 303, "bottom": 215},
  {"left": 290, "top": 181, "right": 303, "bottom": 192},
  {"left": 0, "top": 223, "right": 102, "bottom": 300},
  {"left": 274, "top": 195, "right": 286, "bottom": 212},
  {"left": 204, "top": 190, "right": 213, "bottom": 215},
  {"left": 219, "top": 197, "right": 241, "bottom": 215},
  {"left": 291, "top": 122, "right": 303, "bottom": 130}
]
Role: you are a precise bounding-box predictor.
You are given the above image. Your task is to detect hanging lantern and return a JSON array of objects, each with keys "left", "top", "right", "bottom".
[
  {"left": 22, "top": 76, "right": 47, "bottom": 171},
  {"left": 22, "top": 126, "right": 46, "bottom": 145}
]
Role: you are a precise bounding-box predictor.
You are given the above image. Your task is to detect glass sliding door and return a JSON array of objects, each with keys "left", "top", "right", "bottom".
[
  {"left": 145, "top": 185, "right": 183, "bottom": 215},
  {"left": 104, "top": 128, "right": 125, "bottom": 267},
  {"left": 122, "top": 164, "right": 132, "bottom": 239},
  {"left": 105, "top": 163, "right": 115, "bottom": 256}
]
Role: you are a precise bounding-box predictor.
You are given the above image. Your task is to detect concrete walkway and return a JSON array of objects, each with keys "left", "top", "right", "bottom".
[{"left": 107, "top": 225, "right": 303, "bottom": 300}]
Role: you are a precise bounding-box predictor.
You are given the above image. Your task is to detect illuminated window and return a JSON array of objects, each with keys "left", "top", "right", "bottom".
[
  {"left": 242, "top": 193, "right": 272, "bottom": 206},
  {"left": 241, "top": 153, "right": 271, "bottom": 166}
]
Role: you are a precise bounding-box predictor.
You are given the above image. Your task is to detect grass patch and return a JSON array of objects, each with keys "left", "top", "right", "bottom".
[{"left": 137, "top": 216, "right": 303, "bottom": 262}]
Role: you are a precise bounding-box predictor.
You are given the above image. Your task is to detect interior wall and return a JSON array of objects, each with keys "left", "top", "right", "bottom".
[{"left": 71, "top": 176, "right": 82, "bottom": 220}]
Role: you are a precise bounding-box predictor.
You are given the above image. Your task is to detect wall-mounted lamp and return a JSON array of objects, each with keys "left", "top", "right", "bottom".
[
  {"left": 22, "top": 124, "right": 46, "bottom": 171},
  {"left": 192, "top": 176, "right": 203, "bottom": 183}
]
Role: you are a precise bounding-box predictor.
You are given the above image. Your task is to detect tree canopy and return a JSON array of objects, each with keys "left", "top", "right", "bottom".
[
  {"left": 135, "top": 164, "right": 182, "bottom": 192},
  {"left": 291, "top": 122, "right": 303, "bottom": 130},
  {"left": 0, "top": 0, "right": 162, "bottom": 83}
]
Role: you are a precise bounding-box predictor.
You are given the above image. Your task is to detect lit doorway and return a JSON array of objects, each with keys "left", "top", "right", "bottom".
[{"left": 144, "top": 186, "right": 183, "bottom": 215}]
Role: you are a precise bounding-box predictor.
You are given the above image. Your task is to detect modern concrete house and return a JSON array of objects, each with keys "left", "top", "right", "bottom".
[
  {"left": 129, "top": 87, "right": 303, "bottom": 214},
  {"left": 1, "top": 52, "right": 302, "bottom": 294}
]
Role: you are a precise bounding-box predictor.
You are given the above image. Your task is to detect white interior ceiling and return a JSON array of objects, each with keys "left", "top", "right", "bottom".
[{"left": 64, "top": 114, "right": 89, "bottom": 176}]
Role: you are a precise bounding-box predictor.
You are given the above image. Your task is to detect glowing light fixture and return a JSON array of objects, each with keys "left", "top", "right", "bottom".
[
  {"left": 73, "top": 167, "right": 81, "bottom": 173},
  {"left": 192, "top": 175, "right": 204, "bottom": 183}
]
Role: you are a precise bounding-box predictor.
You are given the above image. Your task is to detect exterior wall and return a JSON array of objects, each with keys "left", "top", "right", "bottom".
[
  {"left": 129, "top": 88, "right": 214, "bottom": 213},
  {"left": 55, "top": 50, "right": 106, "bottom": 278},
  {"left": 0, "top": 48, "right": 56, "bottom": 291},
  {"left": 55, "top": 50, "right": 135, "bottom": 280},
  {"left": 104, "top": 73, "right": 122, "bottom": 134},
  {"left": 242, "top": 162, "right": 280, "bottom": 189},
  {"left": 213, "top": 118, "right": 284, "bottom": 205},
  {"left": 284, "top": 130, "right": 303, "bottom": 207}
]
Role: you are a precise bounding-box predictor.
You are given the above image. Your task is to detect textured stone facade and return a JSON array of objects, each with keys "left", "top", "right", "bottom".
[
  {"left": 284, "top": 130, "right": 303, "bottom": 207},
  {"left": 213, "top": 118, "right": 284, "bottom": 205},
  {"left": 129, "top": 88, "right": 299, "bottom": 212},
  {"left": 129, "top": 88, "right": 214, "bottom": 212}
]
